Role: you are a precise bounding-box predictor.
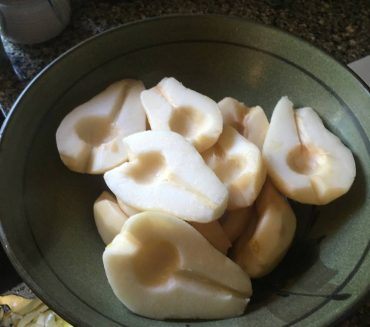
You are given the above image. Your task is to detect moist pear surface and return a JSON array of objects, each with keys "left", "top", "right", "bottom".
[
  {"left": 93, "top": 191, "right": 129, "bottom": 245},
  {"left": 141, "top": 77, "right": 223, "bottom": 152},
  {"left": 203, "top": 125, "right": 266, "bottom": 210},
  {"left": 103, "top": 211, "right": 252, "bottom": 319},
  {"left": 263, "top": 96, "right": 356, "bottom": 204},
  {"left": 233, "top": 180, "right": 297, "bottom": 278},
  {"left": 56, "top": 77, "right": 356, "bottom": 321},
  {"left": 56, "top": 80, "right": 146, "bottom": 174},
  {"left": 104, "top": 130, "right": 228, "bottom": 223}
]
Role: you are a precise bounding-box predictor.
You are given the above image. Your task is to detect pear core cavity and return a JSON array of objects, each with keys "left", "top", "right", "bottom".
[
  {"left": 287, "top": 144, "right": 327, "bottom": 175},
  {"left": 132, "top": 240, "right": 180, "bottom": 287}
]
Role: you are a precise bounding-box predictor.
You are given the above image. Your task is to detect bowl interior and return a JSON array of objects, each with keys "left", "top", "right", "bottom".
[{"left": 0, "top": 16, "right": 369, "bottom": 327}]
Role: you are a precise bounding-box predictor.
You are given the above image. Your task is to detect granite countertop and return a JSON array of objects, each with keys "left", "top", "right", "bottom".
[{"left": 0, "top": 0, "right": 369, "bottom": 326}]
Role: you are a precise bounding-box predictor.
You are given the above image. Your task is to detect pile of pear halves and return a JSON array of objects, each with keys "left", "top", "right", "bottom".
[{"left": 56, "top": 77, "right": 356, "bottom": 320}]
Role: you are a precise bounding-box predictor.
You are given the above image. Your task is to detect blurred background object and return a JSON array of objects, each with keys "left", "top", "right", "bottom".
[{"left": 0, "top": 0, "right": 71, "bottom": 45}]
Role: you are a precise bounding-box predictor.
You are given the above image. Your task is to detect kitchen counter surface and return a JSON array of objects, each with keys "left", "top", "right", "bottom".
[{"left": 0, "top": 0, "right": 369, "bottom": 326}]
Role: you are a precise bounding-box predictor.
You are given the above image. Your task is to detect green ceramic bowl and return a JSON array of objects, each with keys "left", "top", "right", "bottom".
[{"left": 0, "top": 15, "right": 369, "bottom": 327}]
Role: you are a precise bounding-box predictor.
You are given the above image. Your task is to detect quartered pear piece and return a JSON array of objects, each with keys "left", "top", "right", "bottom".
[
  {"left": 262, "top": 97, "right": 356, "bottom": 205},
  {"left": 93, "top": 191, "right": 128, "bottom": 245},
  {"left": 117, "top": 199, "right": 140, "bottom": 217},
  {"left": 56, "top": 80, "right": 146, "bottom": 174},
  {"left": 189, "top": 221, "right": 231, "bottom": 254},
  {"left": 218, "top": 97, "right": 269, "bottom": 149},
  {"left": 203, "top": 125, "right": 266, "bottom": 210},
  {"left": 103, "top": 212, "right": 252, "bottom": 319},
  {"left": 141, "top": 77, "right": 223, "bottom": 152},
  {"left": 221, "top": 206, "right": 254, "bottom": 243},
  {"left": 104, "top": 131, "right": 228, "bottom": 223},
  {"left": 233, "top": 180, "right": 296, "bottom": 278}
]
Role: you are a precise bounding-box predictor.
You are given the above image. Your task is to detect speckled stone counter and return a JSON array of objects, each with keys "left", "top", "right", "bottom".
[
  {"left": 0, "top": 0, "right": 369, "bottom": 326},
  {"left": 1, "top": 0, "right": 369, "bottom": 112}
]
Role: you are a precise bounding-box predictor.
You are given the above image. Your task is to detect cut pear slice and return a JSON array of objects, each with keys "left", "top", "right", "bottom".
[
  {"left": 262, "top": 96, "right": 356, "bottom": 204},
  {"left": 118, "top": 200, "right": 231, "bottom": 253},
  {"left": 56, "top": 79, "right": 146, "bottom": 174},
  {"left": 221, "top": 206, "right": 254, "bottom": 243},
  {"left": 93, "top": 191, "right": 128, "bottom": 245},
  {"left": 233, "top": 180, "right": 296, "bottom": 278},
  {"left": 203, "top": 125, "right": 266, "bottom": 210},
  {"left": 103, "top": 211, "right": 252, "bottom": 319},
  {"left": 218, "top": 97, "right": 269, "bottom": 150},
  {"left": 104, "top": 131, "right": 228, "bottom": 223},
  {"left": 189, "top": 220, "right": 231, "bottom": 254},
  {"left": 141, "top": 77, "right": 223, "bottom": 152}
]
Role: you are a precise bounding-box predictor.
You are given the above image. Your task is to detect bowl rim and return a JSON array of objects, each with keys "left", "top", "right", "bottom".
[{"left": 1, "top": 13, "right": 369, "bottom": 139}]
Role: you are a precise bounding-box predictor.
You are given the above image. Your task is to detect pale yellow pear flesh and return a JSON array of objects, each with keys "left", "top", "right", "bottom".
[
  {"left": 218, "top": 97, "right": 269, "bottom": 149},
  {"left": 56, "top": 80, "right": 146, "bottom": 174},
  {"left": 118, "top": 197, "right": 231, "bottom": 254},
  {"left": 104, "top": 131, "right": 228, "bottom": 223},
  {"left": 221, "top": 206, "right": 255, "bottom": 243},
  {"left": 203, "top": 125, "right": 266, "bottom": 210},
  {"left": 141, "top": 77, "right": 223, "bottom": 152},
  {"left": 117, "top": 199, "right": 140, "bottom": 217},
  {"left": 190, "top": 220, "right": 231, "bottom": 254},
  {"left": 262, "top": 96, "right": 356, "bottom": 205},
  {"left": 54, "top": 72, "right": 358, "bottom": 321},
  {"left": 103, "top": 212, "right": 252, "bottom": 319},
  {"left": 243, "top": 106, "right": 270, "bottom": 150},
  {"left": 233, "top": 181, "right": 296, "bottom": 278},
  {"left": 93, "top": 191, "right": 129, "bottom": 245},
  {"left": 218, "top": 97, "right": 246, "bottom": 133},
  {"left": 294, "top": 107, "right": 356, "bottom": 203}
]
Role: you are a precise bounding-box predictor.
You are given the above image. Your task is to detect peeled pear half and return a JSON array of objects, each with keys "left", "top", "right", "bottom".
[
  {"left": 263, "top": 96, "right": 356, "bottom": 205},
  {"left": 141, "top": 77, "right": 223, "bottom": 152},
  {"left": 203, "top": 125, "right": 266, "bottom": 210},
  {"left": 103, "top": 211, "right": 252, "bottom": 319},
  {"left": 56, "top": 79, "right": 146, "bottom": 174},
  {"left": 218, "top": 97, "right": 269, "bottom": 149},
  {"left": 104, "top": 130, "right": 228, "bottom": 223},
  {"left": 93, "top": 191, "right": 128, "bottom": 245},
  {"left": 233, "top": 180, "right": 296, "bottom": 278}
]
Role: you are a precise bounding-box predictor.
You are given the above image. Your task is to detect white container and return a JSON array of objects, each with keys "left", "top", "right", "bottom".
[{"left": 0, "top": 0, "right": 71, "bottom": 44}]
